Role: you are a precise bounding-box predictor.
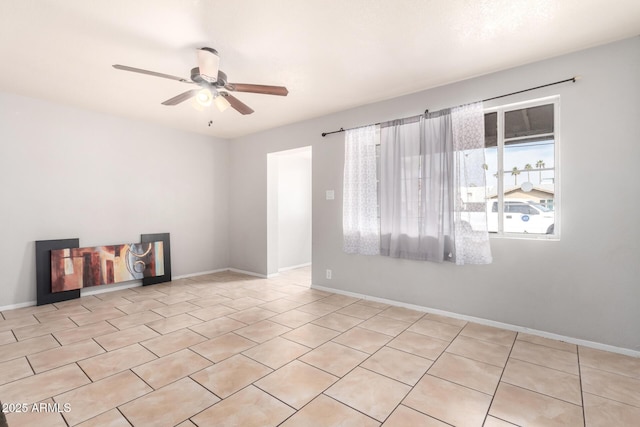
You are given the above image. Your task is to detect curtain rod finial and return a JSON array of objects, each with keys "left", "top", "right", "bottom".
[{"left": 573, "top": 75, "right": 582, "bottom": 82}]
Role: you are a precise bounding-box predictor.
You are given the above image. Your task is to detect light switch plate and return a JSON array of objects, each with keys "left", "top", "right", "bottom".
[{"left": 326, "top": 190, "right": 335, "bottom": 200}]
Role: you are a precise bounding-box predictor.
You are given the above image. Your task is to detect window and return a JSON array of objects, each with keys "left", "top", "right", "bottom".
[{"left": 484, "top": 97, "right": 559, "bottom": 238}]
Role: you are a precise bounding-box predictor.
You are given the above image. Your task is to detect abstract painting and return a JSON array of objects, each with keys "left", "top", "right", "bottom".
[{"left": 50, "top": 241, "right": 164, "bottom": 293}]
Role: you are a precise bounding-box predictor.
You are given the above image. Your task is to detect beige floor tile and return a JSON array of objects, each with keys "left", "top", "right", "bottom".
[
  {"left": 428, "top": 352, "right": 502, "bottom": 395},
  {"left": 256, "top": 360, "right": 338, "bottom": 409},
  {"left": 221, "top": 296, "right": 265, "bottom": 310},
  {"left": 34, "top": 305, "right": 90, "bottom": 323},
  {"left": 404, "top": 374, "right": 492, "bottom": 427},
  {"left": 70, "top": 307, "right": 126, "bottom": 326},
  {"left": 579, "top": 346, "right": 640, "bottom": 379},
  {"left": 312, "top": 312, "right": 363, "bottom": 332},
  {"left": 140, "top": 328, "right": 207, "bottom": 357},
  {"left": 0, "top": 330, "right": 15, "bottom": 345},
  {"left": 133, "top": 348, "right": 212, "bottom": 389},
  {"left": 297, "top": 301, "right": 342, "bottom": 316},
  {"left": 383, "top": 405, "right": 449, "bottom": 427},
  {"left": 0, "top": 357, "right": 33, "bottom": 385},
  {"left": 460, "top": 323, "right": 517, "bottom": 347},
  {"left": 12, "top": 318, "right": 77, "bottom": 341},
  {"left": 191, "top": 385, "right": 294, "bottom": 427},
  {"left": 424, "top": 312, "right": 468, "bottom": 328},
  {"left": 55, "top": 370, "right": 152, "bottom": 426},
  {"left": 282, "top": 324, "right": 340, "bottom": 348},
  {"left": 510, "top": 340, "right": 579, "bottom": 375},
  {"left": 1, "top": 304, "right": 57, "bottom": 319},
  {"left": 155, "top": 292, "right": 198, "bottom": 305},
  {"left": 79, "top": 343, "right": 157, "bottom": 381},
  {"left": 300, "top": 341, "right": 369, "bottom": 377},
  {"left": 191, "top": 333, "right": 257, "bottom": 363},
  {"left": 76, "top": 408, "right": 132, "bottom": 427},
  {"left": 326, "top": 367, "right": 411, "bottom": 422},
  {"left": 336, "top": 303, "right": 383, "bottom": 320},
  {"left": 583, "top": 392, "right": 640, "bottom": 427},
  {"left": 0, "top": 315, "right": 39, "bottom": 333},
  {"left": 581, "top": 365, "right": 640, "bottom": 407},
  {"left": 280, "top": 394, "right": 380, "bottom": 427},
  {"left": 235, "top": 319, "right": 292, "bottom": 343},
  {"left": 191, "top": 354, "right": 272, "bottom": 398},
  {"left": 242, "top": 336, "right": 311, "bottom": 369},
  {"left": 269, "top": 309, "right": 320, "bottom": 328},
  {"left": 28, "top": 339, "right": 104, "bottom": 373},
  {"left": 120, "top": 377, "right": 219, "bottom": 426},
  {"left": 387, "top": 330, "right": 448, "bottom": 360},
  {"left": 190, "top": 295, "right": 234, "bottom": 308},
  {"left": 356, "top": 299, "right": 390, "bottom": 310},
  {"left": 490, "top": 383, "right": 583, "bottom": 426},
  {"left": 332, "top": 327, "right": 393, "bottom": 354},
  {"left": 94, "top": 324, "right": 160, "bottom": 351},
  {"left": 320, "top": 294, "right": 361, "bottom": 308},
  {"left": 227, "top": 307, "right": 278, "bottom": 324},
  {"left": 378, "top": 306, "right": 425, "bottom": 323},
  {"left": 362, "top": 346, "right": 432, "bottom": 386},
  {"left": 145, "top": 313, "right": 202, "bottom": 334},
  {"left": 446, "top": 335, "right": 511, "bottom": 367},
  {"left": 189, "top": 304, "right": 237, "bottom": 321},
  {"left": 123, "top": 290, "right": 167, "bottom": 303},
  {"left": 502, "top": 358, "right": 581, "bottom": 405},
  {"left": 408, "top": 318, "right": 462, "bottom": 342},
  {"left": 5, "top": 399, "right": 68, "bottom": 427},
  {"left": 0, "top": 334, "right": 60, "bottom": 363},
  {"left": 516, "top": 332, "right": 577, "bottom": 353},
  {"left": 189, "top": 316, "right": 247, "bottom": 338},
  {"left": 359, "top": 315, "right": 412, "bottom": 336},
  {"left": 0, "top": 363, "right": 90, "bottom": 404},
  {"left": 110, "top": 297, "right": 165, "bottom": 315},
  {"left": 176, "top": 421, "right": 198, "bottom": 427},
  {"left": 53, "top": 320, "right": 118, "bottom": 345},
  {"left": 151, "top": 301, "right": 199, "bottom": 317},
  {"left": 84, "top": 297, "right": 135, "bottom": 311},
  {"left": 258, "top": 298, "right": 304, "bottom": 313},
  {"left": 483, "top": 416, "right": 519, "bottom": 426}
]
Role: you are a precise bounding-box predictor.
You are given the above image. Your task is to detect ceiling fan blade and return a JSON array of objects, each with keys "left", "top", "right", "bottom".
[
  {"left": 225, "top": 83, "right": 288, "bottom": 96},
  {"left": 113, "top": 64, "right": 191, "bottom": 83},
  {"left": 161, "top": 89, "right": 199, "bottom": 106},
  {"left": 221, "top": 92, "right": 254, "bottom": 115},
  {"left": 197, "top": 48, "right": 220, "bottom": 83}
]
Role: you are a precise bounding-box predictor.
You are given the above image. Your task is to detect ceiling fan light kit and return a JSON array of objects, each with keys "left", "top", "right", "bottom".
[{"left": 112, "top": 47, "right": 288, "bottom": 116}]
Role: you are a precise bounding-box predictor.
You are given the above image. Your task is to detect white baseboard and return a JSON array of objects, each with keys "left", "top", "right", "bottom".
[
  {"left": 279, "top": 262, "right": 312, "bottom": 272},
  {"left": 0, "top": 300, "right": 37, "bottom": 313},
  {"left": 228, "top": 268, "right": 270, "bottom": 279},
  {"left": 311, "top": 284, "right": 640, "bottom": 358},
  {"left": 173, "top": 268, "right": 229, "bottom": 279}
]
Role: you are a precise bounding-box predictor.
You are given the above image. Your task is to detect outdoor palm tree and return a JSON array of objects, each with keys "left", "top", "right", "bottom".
[
  {"left": 536, "top": 160, "right": 545, "bottom": 182},
  {"left": 524, "top": 163, "right": 533, "bottom": 181},
  {"left": 511, "top": 166, "right": 521, "bottom": 185}
]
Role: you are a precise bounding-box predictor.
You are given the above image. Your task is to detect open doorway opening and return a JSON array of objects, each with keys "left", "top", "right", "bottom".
[{"left": 267, "top": 146, "right": 312, "bottom": 281}]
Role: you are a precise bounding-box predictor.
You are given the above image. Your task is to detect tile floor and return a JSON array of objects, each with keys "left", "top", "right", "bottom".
[{"left": 1, "top": 266, "right": 639, "bottom": 426}]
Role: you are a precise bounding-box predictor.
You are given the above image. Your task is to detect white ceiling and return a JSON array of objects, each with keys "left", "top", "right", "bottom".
[{"left": 1, "top": 1, "right": 638, "bottom": 139}]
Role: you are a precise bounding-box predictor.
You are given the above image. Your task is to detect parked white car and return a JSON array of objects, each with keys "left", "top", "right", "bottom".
[{"left": 487, "top": 199, "right": 554, "bottom": 234}]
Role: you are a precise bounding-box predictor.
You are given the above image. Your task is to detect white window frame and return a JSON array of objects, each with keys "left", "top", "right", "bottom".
[{"left": 484, "top": 95, "right": 561, "bottom": 240}]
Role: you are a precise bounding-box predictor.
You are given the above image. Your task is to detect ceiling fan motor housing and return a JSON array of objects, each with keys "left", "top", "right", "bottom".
[{"left": 191, "top": 67, "right": 227, "bottom": 88}]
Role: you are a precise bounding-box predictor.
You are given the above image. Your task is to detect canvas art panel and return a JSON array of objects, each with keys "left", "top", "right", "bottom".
[{"left": 51, "top": 242, "right": 164, "bottom": 292}]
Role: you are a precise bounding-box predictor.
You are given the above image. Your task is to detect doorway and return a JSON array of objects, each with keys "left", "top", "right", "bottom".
[{"left": 267, "top": 146, "right": 312, "bottom": 278}]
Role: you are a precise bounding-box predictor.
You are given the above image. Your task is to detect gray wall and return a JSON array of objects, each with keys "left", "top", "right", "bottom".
[
  {"left": 0, "top": 93, "right": 230, "bottom": 307},
  {"left": 229, "top": 37, "right": 640, "bottom": 351}
]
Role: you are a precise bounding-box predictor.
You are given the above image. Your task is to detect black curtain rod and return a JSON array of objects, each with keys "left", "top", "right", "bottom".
[{"left": 321, "top": 76, "right": 578, "bottom": 137}]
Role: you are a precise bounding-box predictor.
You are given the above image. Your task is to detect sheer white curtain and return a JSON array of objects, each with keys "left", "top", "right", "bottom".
[
  {"left": 343, "top": 125, "right": 380, "bottom": 255},
  {"left": 379, "top": 102, "right": 492, "bottom": 264},
  {"left": 452, "top": 102, "right": 492, "bottom": 264}
]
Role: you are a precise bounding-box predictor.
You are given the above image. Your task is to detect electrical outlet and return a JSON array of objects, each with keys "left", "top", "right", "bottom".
[{"left": 326, "top": 269, "right": 332, "bottom": 279}]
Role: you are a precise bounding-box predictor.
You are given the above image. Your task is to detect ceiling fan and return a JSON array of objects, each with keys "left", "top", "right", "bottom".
[{"left": 113, "top": 47, "right": 288, "bottom": 115}]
